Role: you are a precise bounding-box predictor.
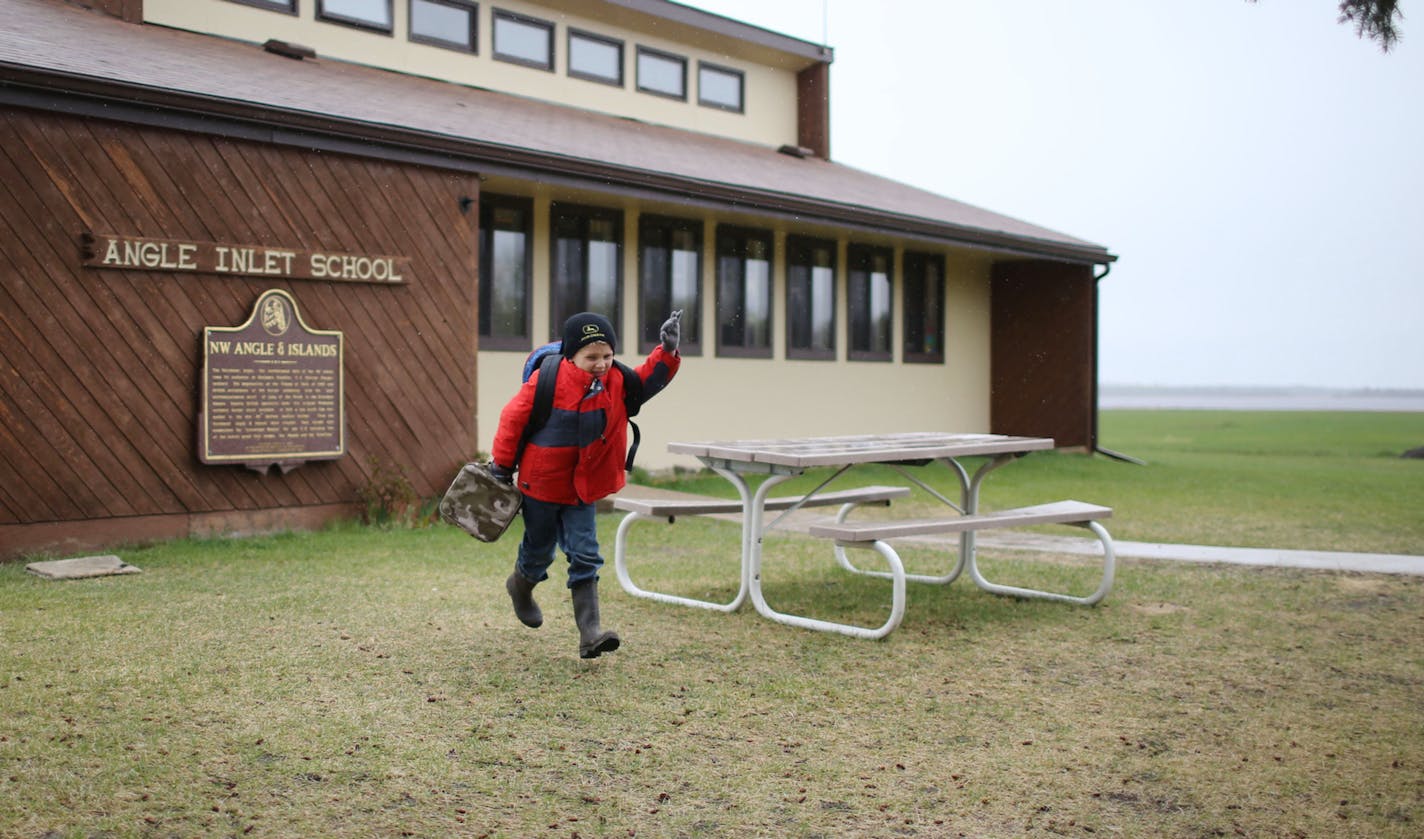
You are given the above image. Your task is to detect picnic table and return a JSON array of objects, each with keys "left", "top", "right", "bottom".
[{"left": 612, "top": 432, "right": 1116, "bottom": 639}]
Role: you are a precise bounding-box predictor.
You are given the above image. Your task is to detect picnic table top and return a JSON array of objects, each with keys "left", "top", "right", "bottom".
[{"left": 667, "top": 432, "right": 1055, "bottom": 468}]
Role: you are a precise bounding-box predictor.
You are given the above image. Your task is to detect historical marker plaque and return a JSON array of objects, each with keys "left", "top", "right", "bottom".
[{"left": 199, "top": 289, "right": 345, "bottom": 471}]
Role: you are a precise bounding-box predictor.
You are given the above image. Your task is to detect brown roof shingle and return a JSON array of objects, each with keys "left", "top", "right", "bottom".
[{"left": 0, "top": 0, "right": 1113, "bottom": 263}]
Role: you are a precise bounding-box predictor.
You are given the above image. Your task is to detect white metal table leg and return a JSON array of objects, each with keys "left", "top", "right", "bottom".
[
  {"left": 746, "top": 475, "right": 908, "bottom": 638},
  {"left": 835, "top": 456, "right": 979, "bottom": 585},
  {"left": 959, "top": 452, "right": 1021, "bottom": 586},
  {"left": 612, "top": 510, "right": 745, "bottom": 612},
  {"left": 741, "top": 470, "right": 795, "bottom": 616},
  {"left": 755, "top": 539, "right": 907, "bottom": 639},
  {"left": 611, "top": 466, "right": 764, "bottom": 613},
  {"left": 967, "top": 519, "right": 1117, "bottom": 605}
]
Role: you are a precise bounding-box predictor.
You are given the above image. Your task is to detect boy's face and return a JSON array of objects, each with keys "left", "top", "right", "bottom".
[{"left": 571, "top": 341, "right": 613, "bottom": 378}]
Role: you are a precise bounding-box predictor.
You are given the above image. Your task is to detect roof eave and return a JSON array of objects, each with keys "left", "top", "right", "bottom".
[{"left": 0, "top": 64, "right": 1115, "bottom": 266}]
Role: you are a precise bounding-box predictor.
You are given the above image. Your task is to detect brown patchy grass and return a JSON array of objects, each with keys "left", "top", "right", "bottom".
[{"left": 3, "top": 522, "right": 1421, "bottom": 838}]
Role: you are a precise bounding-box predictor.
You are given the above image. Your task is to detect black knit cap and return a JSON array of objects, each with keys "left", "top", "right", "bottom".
[{"left": 561, "top": 312, "right": 617, "bottom": 358}]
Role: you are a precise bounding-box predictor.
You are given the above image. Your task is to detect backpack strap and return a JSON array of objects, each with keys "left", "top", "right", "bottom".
[
  {"left": 614, "top": 360, "right": 643, "bottom": 417},
  {"left": 614, "top": 360, "right": 642, "bottom": 472},
  {"left": 513, "top": 352, "right": 560, "bottom": 469}
]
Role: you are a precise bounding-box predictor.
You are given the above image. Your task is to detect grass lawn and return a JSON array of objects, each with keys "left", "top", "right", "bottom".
[{"left": 2, "top": 411, "right": 1422, "bottom": 837}]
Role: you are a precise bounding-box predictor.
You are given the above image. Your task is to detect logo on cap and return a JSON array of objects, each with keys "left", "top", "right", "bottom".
[{"left": 582, "top": 325, "right": 604, "bottom": 338}]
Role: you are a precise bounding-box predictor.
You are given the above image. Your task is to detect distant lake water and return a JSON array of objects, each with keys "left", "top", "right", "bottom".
[{"left": 1100, "top": 387, "right": 1424, "bottom": 412}]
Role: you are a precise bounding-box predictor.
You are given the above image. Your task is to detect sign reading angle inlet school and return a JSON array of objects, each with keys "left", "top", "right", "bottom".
[
  {"left": 82, "top": 232, "right": 409, "bottom": 284},
  {"left": 199, "top": 289, "right": 345, "bottom": 472}
]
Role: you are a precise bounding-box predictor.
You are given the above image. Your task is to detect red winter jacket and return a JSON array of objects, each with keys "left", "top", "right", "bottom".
[{"left": 491, "top": 346, "right": 680, "bottom": 505}]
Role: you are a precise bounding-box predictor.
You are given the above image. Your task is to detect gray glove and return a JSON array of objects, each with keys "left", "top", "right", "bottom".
[
  {"left": 659, "top": 309, "right": 682, "bottom": 354},
  {"left": 488, "top": 463, "right": 514, "bottom": 485}
]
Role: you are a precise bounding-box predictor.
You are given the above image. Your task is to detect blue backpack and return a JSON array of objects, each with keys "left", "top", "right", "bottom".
[{"left": 513, "top": 341, "right": 644, "bottom": 472}]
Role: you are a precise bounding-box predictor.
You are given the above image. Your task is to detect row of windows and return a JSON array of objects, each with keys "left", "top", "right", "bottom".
[
  {"left": 479, "top": 195, "right": 947, "bottom": 364},
  {"left": 229, "top": 0, "right": 746, "bottom": 112}
]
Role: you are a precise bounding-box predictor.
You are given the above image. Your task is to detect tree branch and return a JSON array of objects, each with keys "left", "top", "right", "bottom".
[{"left": 1246, "top": 0, "right": 1403, "bottom": 51}]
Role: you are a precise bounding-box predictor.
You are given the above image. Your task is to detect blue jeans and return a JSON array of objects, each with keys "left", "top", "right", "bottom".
[{"left": 515, "top": 496, "right": 603, "bottom": 589}]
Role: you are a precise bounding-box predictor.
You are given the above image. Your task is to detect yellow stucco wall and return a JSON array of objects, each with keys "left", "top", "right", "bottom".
[
  {"left": 143, "top": 0, "right": 801, "bottom": 149},
  {"left": 475, "top": 191, "right": 993, "bottom": 472}
]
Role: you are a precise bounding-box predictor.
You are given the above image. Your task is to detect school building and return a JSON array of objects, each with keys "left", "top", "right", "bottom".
[{"left": 0, "top": 0, "right": 1116, "bottom": 560}]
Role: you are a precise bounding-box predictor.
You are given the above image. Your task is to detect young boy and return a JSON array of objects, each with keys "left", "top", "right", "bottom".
[{"left": 489, "top": 311, "right": 681, "bottom": 658}]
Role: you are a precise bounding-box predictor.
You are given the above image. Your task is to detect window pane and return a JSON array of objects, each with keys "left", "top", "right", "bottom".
[
  {"left": 869, "top": 264, "right": 891, "bottom": 352},
  {"left": 411, "top": 0, "right": 474, "bottom": 50},
  {"left": 570, "top": 31, "right": 621, "bottom": 83},
  {"left": 489, "top": 230, "right": 526, "bottom": 338},
  {"left": 321, "top": 0, "right": 391, "bottom": 26},
  {"left": 698, "top": 64, "right": 743, "bottom": 111},
  {"left": 924, "top": 260, "right": 942, "bottom": 353},
  {"left": 495, "top": 13, "right": 551, "bottom": 68},
  {"left": 670, "top": 247, "right": 699, "bottom": 339},
  {"left": 744, "top": 257, "right": 770, "bottom": 346},
  {"left": 637, "top": 48, "right": 686, "bottom": 98},
  {"left": 551, "top": 207, "right": 622, "bottom": 338},
  {"left": 811, "top": 264, "right": 835, "bottom": 350},
  {"left": 904, "top": 260, "right": 924, "bottom": 351},
  {"left": 788, "top": 239, "right": 835, "bottom": 355},
  {"left": 640, "top": 219, "right": 701, "bottom": 349},
  {"left": 641, "top": 242, "right": 670, "bottom": 343},
  {"left": 717, "top": 254, "right": 744, "bottom": 346},
  {"left": 588, "top": 217, "right": 616, "bottom": 243},
  {"left": 480, "top": 198, "right": 530, "bottom": 343},
  {"left": 849, "top": 246, "right": 893, "bottom": 357},
  {"left": 716, "top": 230, "right": 771, "bottom": 353},
  {"left": 552, "top": 227, "right": 585, "bottom": 332},
  {"left": 903, "top": 253, "right": 944, "bottom": 360},
  {"left": 588, "top": 241, "right": 619, "bottom": 315}
]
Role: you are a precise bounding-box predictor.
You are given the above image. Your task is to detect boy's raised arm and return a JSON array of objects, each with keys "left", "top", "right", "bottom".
[{"left": 633, "top": 310, "right": 682, "bottom": 400}]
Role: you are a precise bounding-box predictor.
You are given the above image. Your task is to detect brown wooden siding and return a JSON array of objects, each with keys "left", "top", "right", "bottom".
[
  {"left": 989, "top": 260, "right": 1097, "bottom": 449},
  {"left": 0, "top": 107, "right": 479, "bottom": 559},
  {"left": 796, "top": 63, "right": 831, "bottom": 160}
]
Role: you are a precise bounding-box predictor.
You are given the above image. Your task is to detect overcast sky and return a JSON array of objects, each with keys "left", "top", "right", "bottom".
[{"left": 686, "top": 0, "right": 1423, "bottom": 390}]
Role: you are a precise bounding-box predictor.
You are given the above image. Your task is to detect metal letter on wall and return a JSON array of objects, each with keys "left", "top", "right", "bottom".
[{"left": 198, "top": 289, "right": 345, "bottom": 472}]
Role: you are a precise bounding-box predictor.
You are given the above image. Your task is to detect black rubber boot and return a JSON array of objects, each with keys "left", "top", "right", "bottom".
[
  {"left": 571, "top": 581, "right": 620, "bottom": 659},
  {"left": 506, "top": 570, "right": 543, "bottom": 628}
]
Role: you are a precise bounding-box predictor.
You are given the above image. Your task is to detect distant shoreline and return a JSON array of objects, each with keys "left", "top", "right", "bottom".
[{"left": 1100, "top": 385, "right": 1424, "bottom": 412}]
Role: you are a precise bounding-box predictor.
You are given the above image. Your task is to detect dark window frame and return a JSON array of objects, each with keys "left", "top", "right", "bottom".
[
  {"left": 637, "top": 214, "right": 702, "bottom": 356},
  {"left": 786, "top": 235, "right": 838, "bottom": 361},
  {"left": 714, "top": 225, "right": 774, "bottom": 359},
  {"left": 567, "top": 28, "right": 624, "bottom": 86},
  {"left": 847, "top": 243, "right": 895, "bottom": 362},
  {"left": 408, "top": 0, "right": 478, "bottom": 54},
  {"left": 635, "top": 45, "right": 688, "bottom": 101},
  {"left": 902, "top": 250, "right": 946, "bottom": 364},
  {"left": 223, "top": 0, "right": 297, "bottom": 13},
  {"left": 317, "top": 0, "right": 394, "bottom": 34},
  {"left": 492, "top": 8, "right": 555, "bottom": 71},
  {"left": 549, "top": 202, "right": 624, "bottom": 342},
  {"left": 479, "top": 193, "right": 534, "bottom": 351},
  {"left": 697, "top": 60, "right": 745, "bottom": 113}
]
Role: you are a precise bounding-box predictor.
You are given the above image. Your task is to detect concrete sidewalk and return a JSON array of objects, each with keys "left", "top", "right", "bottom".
[
  {"left": 611, "top": 484, "right": 1424, "bottom": 576},
  {"left": 973, "top": 531, "right": 1424, "bottom": 575}
]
